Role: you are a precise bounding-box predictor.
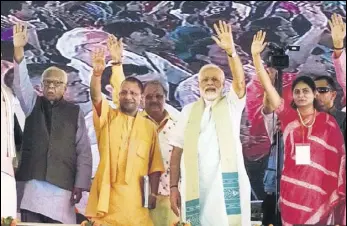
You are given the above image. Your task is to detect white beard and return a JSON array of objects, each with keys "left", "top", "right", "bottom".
[
  {"left": 204, "top": 93, "right": 218, "bottom": 101},
  {"left": 202, "top": 90, "right": 220, "bottom": 101}
]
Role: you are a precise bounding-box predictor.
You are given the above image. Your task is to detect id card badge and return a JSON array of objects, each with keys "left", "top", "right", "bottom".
[{"left": 295, "top": 143, "right": 311, "bottom": 165}]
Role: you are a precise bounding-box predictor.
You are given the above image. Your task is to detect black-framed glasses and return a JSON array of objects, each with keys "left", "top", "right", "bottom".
[
  {"left": 316, "top": 87, "right": 331, "bottom": 94},
  {"left": 42, "top": 80, "right": 65, "bottom": 87}
]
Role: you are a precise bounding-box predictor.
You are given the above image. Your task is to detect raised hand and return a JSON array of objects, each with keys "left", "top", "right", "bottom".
[
  {"left": 91, "top": 48, "right": 106, "bottom": 77},
  {"left": 107, "top": 35, "right": 123, "bottom": 63},
  {"left": 212, "top": 20, "right": 235, "bottom": 54},
  {"left": 251, "top": 30, "right": 267, "bottom": 56},
  {"left": 13, "top": 22, "right": 28, "bottom": 48},
  {"left": 328, "top": 13, "right": 346, "bottom": 48}
]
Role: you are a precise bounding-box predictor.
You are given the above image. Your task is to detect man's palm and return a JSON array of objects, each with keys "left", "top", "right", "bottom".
[
  {"left": 13, "top": 23, "right": 28, "bottom": 48},
  {"left": 212, "top": 20, "right": 234, "bottom": 52},
  {"left": 107, "top": 35, "right": 123, "bottom": 62},
  {"left": 217, "top": 33, "right": 233, "bottom": 50},
  {"left": 329, "top": 13, "right": 346, "bottom": 43},
  {"left": 92, "top": 48, "right": 106, "bottom": 77}
]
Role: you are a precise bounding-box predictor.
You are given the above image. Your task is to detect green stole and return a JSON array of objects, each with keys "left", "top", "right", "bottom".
[{"left": 183, "top": 97, "right": 242, "bottom": 226}]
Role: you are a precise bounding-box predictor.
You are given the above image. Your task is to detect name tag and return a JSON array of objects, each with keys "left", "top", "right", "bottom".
[{"left": 295, "top": 144, "right": 311, "bottom": 165}]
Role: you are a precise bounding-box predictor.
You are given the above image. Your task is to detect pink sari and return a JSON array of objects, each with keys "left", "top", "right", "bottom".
[{"left": 276, "top": 104, "right": 346, "bottom": 225}]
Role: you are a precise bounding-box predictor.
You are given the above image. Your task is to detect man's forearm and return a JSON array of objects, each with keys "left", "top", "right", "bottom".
[
  {"left": 110, "top": 65, "right": 125, "bottom": 107},
  {"left": 13, "top": 54, "right": 37, "bottom": 116},
  {"left": 170, "top": 147, "right": 183, "bottom": 187},
  {"left": 90, "top": 75, "right": 102, "bottom": 116},
  {"left": 333, "top": 40, "right": 344, "bottom": 59},
  {"left": 333, "top": 49, "right": 346, "bottom": 101},
  {"left": 149, "top": 172, "right": 161, "bottom": 195},
  {"left": 227, "top": 52, "right": 246, "bottom": 98},
  {"left": 14, "top": 47, "right": 24, "bottom": 64}
]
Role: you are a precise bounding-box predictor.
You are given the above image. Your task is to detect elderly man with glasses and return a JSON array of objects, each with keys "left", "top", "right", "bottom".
[{"left": 12, "top": 23, "right": 92, "bottom": 224}]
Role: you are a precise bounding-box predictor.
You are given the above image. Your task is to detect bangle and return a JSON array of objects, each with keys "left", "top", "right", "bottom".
[
  {"left": 150, "top": 193, "right": 157, "bottom": 197},
  {"left": 170, "top": 185, "right": 178, "bottom": 189},
  {"left": 333, "top": 46, "right": 344, "bottom": 50}
]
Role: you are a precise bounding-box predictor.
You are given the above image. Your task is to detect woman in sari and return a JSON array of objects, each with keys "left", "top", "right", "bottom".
[{"left": 251, "top": 30, "right": 346, "bottom": 225}]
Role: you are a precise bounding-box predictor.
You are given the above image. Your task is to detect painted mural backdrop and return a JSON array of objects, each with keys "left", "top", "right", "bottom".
[{"left": 1, "top": 1, "right": 346, "bottom": 213}]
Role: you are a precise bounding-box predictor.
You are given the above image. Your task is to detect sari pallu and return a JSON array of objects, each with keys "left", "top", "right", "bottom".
[{"left": 275, "top": 106, "right": 346, "bottom": 225}]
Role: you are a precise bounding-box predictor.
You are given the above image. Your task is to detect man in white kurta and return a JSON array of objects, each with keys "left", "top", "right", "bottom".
[
  {"left": 1, "top": 83, "right": 17, "bottom": 218},
  {"left": 169, "top": 21, "right": 251, "bottom": 226},
  {"left": 170, "top": 87, "right": 251, "bottom": 226}
]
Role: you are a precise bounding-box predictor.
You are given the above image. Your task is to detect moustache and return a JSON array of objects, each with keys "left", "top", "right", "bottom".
[
  {"left": 149, "top": 102, "right": 161, "bottom": 107},
  {"left": 123, "top": 101, "right": 135, "bottom": 104},
  {"left": 205, "top": 87, "right": 216, "bottom": 92}
]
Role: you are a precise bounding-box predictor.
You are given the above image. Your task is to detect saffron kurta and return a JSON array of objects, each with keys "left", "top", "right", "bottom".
[{"left": 86, "top": 98, "right": 164, "bottom": 226}]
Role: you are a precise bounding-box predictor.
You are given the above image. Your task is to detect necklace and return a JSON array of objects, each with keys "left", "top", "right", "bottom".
[{"left": 297, "top": 108, "right": 316, "bottom": 128}]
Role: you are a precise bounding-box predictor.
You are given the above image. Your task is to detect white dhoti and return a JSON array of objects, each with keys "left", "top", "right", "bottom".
[{"left": 1, "top": 172, "right": 17, "bottom": 218}]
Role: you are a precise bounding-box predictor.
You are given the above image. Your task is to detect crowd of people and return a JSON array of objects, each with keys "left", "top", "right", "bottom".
[{"left": 1, "top": 1, "right": 346, "bottom": 226}]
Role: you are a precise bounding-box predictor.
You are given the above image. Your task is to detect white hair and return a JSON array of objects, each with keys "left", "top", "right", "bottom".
[
  {"left": 198, "top": 64, "right": 225, "bottom": 82},
  {"left": 41, "top": 66, "right": 68, "bottom": 84}
]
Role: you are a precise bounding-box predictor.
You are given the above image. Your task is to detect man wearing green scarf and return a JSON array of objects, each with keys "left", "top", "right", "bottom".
[{"left": 169, "top": 21, "right": 251, "bottom": 226}]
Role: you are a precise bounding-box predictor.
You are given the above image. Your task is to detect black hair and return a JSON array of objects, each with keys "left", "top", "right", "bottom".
[
  {"left": 143, "top": 80, "right": 168, "bottom": 96},
  {"left": 179, "top": 1, "right": 210, "bottom": 14},
  {"left": 314, "top": 75, "right": 337, "bottom": 91},
  {"left": 121, "top": 76, "right": 144, "bottom": 93},
  {"left": 290, "top": 76, "right": 319, "bottom": 109},
  {"left": 1, "top": 1, "right": 25, "bottom": 16}
]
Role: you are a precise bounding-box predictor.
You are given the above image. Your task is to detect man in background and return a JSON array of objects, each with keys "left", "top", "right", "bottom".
[{"left": 142, "top": 80, "right": 180, "bottom": 226}]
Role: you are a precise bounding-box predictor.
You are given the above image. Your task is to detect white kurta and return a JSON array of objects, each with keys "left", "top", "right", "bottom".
[
  {"left": 1, "top": 172, "right": 17, "bottom": 218},
  {"left": 170, "top": 87, "right": 251, "bottom": 226},
  {"left": 1, "top": 85, "right": 17, "bottom": 218}
]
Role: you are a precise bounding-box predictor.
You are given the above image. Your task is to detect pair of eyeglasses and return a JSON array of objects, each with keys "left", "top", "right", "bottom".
[
  {"left": 316, "top": 87, "right": 331, "bottom": 93},
  {"left": 42, "top": 80, "right": 65, "bottom": 87}
]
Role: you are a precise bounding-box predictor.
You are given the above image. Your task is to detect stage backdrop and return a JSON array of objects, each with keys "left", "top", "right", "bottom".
[{"left": 1, "top": 0, "right": 346, "bottom": 217}]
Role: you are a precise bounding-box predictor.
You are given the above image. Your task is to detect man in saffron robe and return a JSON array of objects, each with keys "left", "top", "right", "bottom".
[
  {"left": 86, "top": 36, "right": 164, "bottom": 226},
  {"left": 170, "top": 21, "right": 251, "bottom": 226}
]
